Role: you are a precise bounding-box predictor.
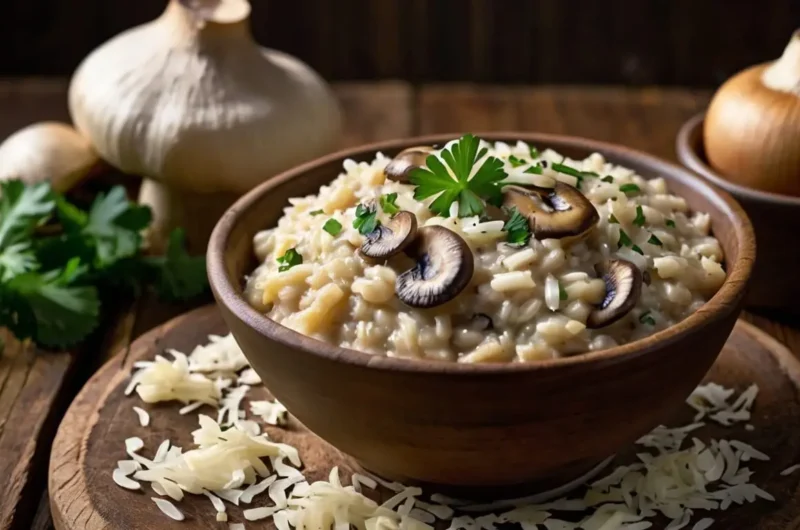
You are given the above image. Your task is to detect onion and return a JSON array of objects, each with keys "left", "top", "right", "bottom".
[{"left": 704, "top": 30, "right": 800, "bottom": 195}]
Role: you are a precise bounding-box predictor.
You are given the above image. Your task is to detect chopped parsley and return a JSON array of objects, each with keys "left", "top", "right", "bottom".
[
  {"left": 529, "top": 146, "right": 540, "bottom": 159},
  {"left": 665, "top": 219, "right": 676, "bottom": 228},
  {"left": 276, "top": 248, "right": 303, "bottom": 272},
  {"left": 323, "top": 218, "right": 342, "bottom": 236},
  {"left": 559, "top": 282, "right": 568, "bottom": 301},
  {"left": 633, "top": 205, "right": 646, "bottom": 227},
  {"left": 524, "top": 164, "right": 543, "bottom": 174},
  {"left": 618, "top": 229, "right": 633, "bottom": 248},
  {"left": 309, "top": 209, "right": 324, "bottom": 216},
  {"left": 619, "top": 183, "right": 641, "bottom": 195},
  {"left": 379, "top": 193, "right": 399, "bottom": 214},
  {"left": 508, "top": 155, "right": 526, "bottom": 168},
  {"left": 503, "top": 207, "right": 531, "bottom": 246},
  {"left": 410, "top": 134, "right": 506, "bottom": 217},
  {"left": 639, "top": 311, "right": 656, "bottom": 326},
  {"left": 552, "top": 162, "right": 599, "bottom": 190},
  {"left": 601, "top": 175, "right": 614, "bottom": 183},
  {"left": 631, "top": 244, "right": 644, "bottom": 255},
  {"left": 647, "top": 234, "right": 663, "bottom": 246},
  {"left": 353, "top": 203, "right": 379, "bottom": 235},
  {"left": 609, "top": 214, "right": 619, "bottom": 224}
]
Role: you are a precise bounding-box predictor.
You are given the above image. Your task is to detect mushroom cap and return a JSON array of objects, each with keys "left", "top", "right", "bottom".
[
  {"left": 586, "top": 259, "right": 643, "bottom": 329},
  {"left": 385, "top": 146, "right": 435, "bottom": 183},
  {"left": 502, "top": 183, "right": 599, "bottom": 240},
  {"left": 396, "top": 226, "right": 475, "bottom": 308},
  {"left": 360, "top": 210, "right": 418, "bottom": 259}
]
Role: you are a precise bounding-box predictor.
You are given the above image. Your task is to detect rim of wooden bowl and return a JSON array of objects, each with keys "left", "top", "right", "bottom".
[
  {"left": 208, "top": 132, "right": 755, "bottom": 375},
  {"left": 677, "top": 113, "right": 800, "bottom": 207}
]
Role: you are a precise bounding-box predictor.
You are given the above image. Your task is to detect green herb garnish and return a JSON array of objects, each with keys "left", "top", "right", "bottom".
[
  {"left": 277, "top": 248, "right": 303, "bottom": 272},
  {"left": 633, "top": 205, "right": 646, "bottom": 227},
  {"left": 647, "top": 234, "right": 663, "bottom": 246},
  {"left": 353, "top": 203, "right": 379, "bottom": 235},
  {"left": 631, "top": 244, "right": 644, "bottom": 255},
  {"left": 524, "top": 164, "right": 543, "bottom": 175},
  {"left": 552, "top": 162, "right": 582, "bottom": 178},
  {"left": 618, "top": 229, "right": 633, "bottom": 248},
  {"left": 503, "top": 207, "right": 531, "bottom": 246},
  {"left": 639, "top": 311, "right": 656, "bottom": 326},
  {"left": 619, "top": 183, "right": 641, "bottom": 195},
  {"left": 529, "top": 146, "right": 540, "bottom": 159},
  {"left": 309, "top": 210, "right": 324, "bottom": 216},
  {"left": 410, "top": 134, "right": 506, "bottom": 217},
  {"left": 559, "top": 282, "right": 568, "bottom": 301},
  {"left": 379, "top": 193, "right": 399, "bottom": 215},
  {"left": 508, "top": 155, "right": 526, "bottom": 168},
  {"left": 665, "top": 219, "right": 676, "bottom": 228},
  {"left": 609, "top": 214, "right": 619, "bottom": 224},
  {"left": 323, "top": 219, "right": 343, "bottom": 236},
  {"left": 601, "top": 175, "right": 614, "bottom": 183}
]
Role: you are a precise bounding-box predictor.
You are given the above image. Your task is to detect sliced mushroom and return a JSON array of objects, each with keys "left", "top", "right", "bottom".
[
  {"left": 396, "top": 226, "right": 474, "bottom": 308},
  {"left": 586, "top": 259, "right": 643, "bottom": 329},
  {"left": 385, "top": 146, "right": 435, "bottom": 183},
  {"left": 502, "top": 183, "right": 599, "bottom": 240},
  {"left": 361, "top": 211, "right": 418, "bottom": 259}
]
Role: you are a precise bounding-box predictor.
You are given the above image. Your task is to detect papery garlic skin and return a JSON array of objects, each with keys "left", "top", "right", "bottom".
[
  {"left": 68, "top": 0, "right": 341, "bottom": 195},
  {"left": 0, "top": 122, "right": 100, "bottom": 192}
]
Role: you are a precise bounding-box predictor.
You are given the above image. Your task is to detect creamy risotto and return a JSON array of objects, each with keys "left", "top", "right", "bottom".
[{"left": 245, "top": 136, "right": 726, "bottom": 363}]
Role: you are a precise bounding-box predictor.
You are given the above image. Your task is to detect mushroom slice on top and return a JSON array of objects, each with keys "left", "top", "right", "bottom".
[
  {"left": 502, "top": 183, "right": 599, "bottom": 240},
  {"left": 586, "top": 259, "right": 643, "bottom": 329},
  {"left": 361, "top": 211, "right": 418, "bottom": 259},
  {"left": 385, "top": 146, "right": 435, "bottom": 183},
  {"left": 396, "top": 226, "right": 474, "bottom": 308}
]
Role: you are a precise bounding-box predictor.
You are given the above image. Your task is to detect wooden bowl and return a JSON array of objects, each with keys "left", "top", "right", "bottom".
[
  {"left": 677, "top": 113, "right": 798, "bottom": 312},
  {"left": 208, "top": 133, "right": 755, "bottom": 491}
]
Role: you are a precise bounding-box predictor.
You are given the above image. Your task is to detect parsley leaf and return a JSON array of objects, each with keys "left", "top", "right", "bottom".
[
  {"left": 277, "top": 248, "right": 303, "bottom": 272},
  {"left": 552, "top": 162, "right": 582, "bottom": 178},
  {"left": 631, "top": 244, "right": 644, "bottom": 255},
  {"left": 559, "top": 282, "right": 568, "bottom": 301},
  {"left": 619, "top": 183, "right": 641, "bottom": 195},
  {"left": 0, "top": 242, "right": 37, "bottom": 281},
  {"left": 665, "top": 219, "right": 676, "bottom": 228},
  {"left": 639, "top": 311, "right": 656, "bottom": 326},
  {"left": 379, "top": 193, "right": 399, "bottom": 215},
  {"left": 601, "top": 176, "right": 614, "bottom": 183},
  {"left": 524, "top": 164, "right": 543, "bottom": 175},
  {"left": 323, "top": 218, "right": 343, "bottom": 236},
  {"left": 310, "top": 210, "right": 324, "bottom": 216},
  {"left": 529, "top": 146, "right": 540, "bottom": 159},
  {"left": 633, "top": 205, "right": 646, "bottom": 227},
  {"left": 618, "top": 229, "right": 633, "bottom": 248},
  {"left": 410, "top": 134, "right": 506, "bottom": 217},
  {"left": 609, "top": 214, "right": 619, "bottom": 224},
  {"left": 142, "top": 229, "right": 208, "bottom": 301},
  {"left": 0, "top": 181, "right": 54, "bottom": 250},
  {"left": 508, "top": 155, "right": 526, "bottom": 168},
  {"left": 503, "top": 207, "right": 531, "bottom": 246},
  {"left": 353, "top": 203, "right": 379, "bottom": 235},
  {"left": 647, "top": 234, "right": 663, "bottom": 246}
]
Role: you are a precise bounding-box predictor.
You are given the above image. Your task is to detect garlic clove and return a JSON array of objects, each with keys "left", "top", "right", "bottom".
[{"left": 0, "top": 122, "right": 101, "bottom": 192}]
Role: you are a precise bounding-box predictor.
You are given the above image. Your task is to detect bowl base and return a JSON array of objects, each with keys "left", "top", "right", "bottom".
[{"left": 357, "top": 455, "right": 615, "bottom": 503}]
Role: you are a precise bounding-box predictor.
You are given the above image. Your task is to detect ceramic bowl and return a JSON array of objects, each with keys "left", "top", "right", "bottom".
[
  {"left": 208, "top": 133, "right": 754, "bottom": 492},
  {"left": 677, "top": 113, "right": 797, "bottom": 312}
]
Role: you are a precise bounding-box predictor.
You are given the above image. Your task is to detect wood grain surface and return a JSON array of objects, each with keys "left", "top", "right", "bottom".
[
  {"left": 0, "top": 79, "right": 792, "bottom": 529},
  {"left": 49, "top": 306, "right": 800, "bottom": 529}
]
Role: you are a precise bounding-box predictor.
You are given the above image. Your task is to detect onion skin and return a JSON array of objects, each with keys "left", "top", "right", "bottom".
[{"left": 704, "top": 64, "right": 800, "bottom": 196}]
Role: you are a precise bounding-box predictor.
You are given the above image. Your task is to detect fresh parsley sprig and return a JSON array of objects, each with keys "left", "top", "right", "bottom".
[
  {"left": 410, "top": 134, "right": 507, "bottom": 217},
  {"left": 503, "top": 207, "right": 531, "bottom": 246},
  {"left": 353, "top": 203, "right": 379, "bottom": 235}
]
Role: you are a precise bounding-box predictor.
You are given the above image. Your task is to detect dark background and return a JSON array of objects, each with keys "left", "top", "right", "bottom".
[{"left": 1, "top": 0, "right": 798, "bottom": 87}]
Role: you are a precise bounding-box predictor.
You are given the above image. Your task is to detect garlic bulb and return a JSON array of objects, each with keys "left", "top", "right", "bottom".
[
  {"left": 0, "top": 122, "right": 100, "bottom": 192},
  {"left": 704, "top": 30, "right": 800, "bottom": 196},
  {"left": 68, "top": 0, "right": 342, "bottom": 251}
]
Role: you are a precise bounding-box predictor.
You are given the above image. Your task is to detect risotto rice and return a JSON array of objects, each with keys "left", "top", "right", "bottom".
[{"left": 244, "top": 137, "right": 726, "bottom": 363}]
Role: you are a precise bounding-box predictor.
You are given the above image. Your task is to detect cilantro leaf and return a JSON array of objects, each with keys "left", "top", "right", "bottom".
[
  {"left": 85, "top": 186, "right": 152, "bottom": 267},
  {"left": 379, "top": 193, "right": 399, "bottom": 215},
  {"left": 410, "top": 134, "right": 506, "bottom": 217},
  {"left": 353, "top": 203, "right": 379, "bottom": 235},
  {"left": 0, "top": 242, "right": 37, "bottom": 281},
  {"left": 323, "top": 218, "right": 343, "bottom": 236},
  {"left": 277, "top": 247, "right": 303, "bottom": 272},
  {"left": 552, "top": 162, "right": 582, "bottom": 178},
  {"left": 143, "top": 229, "right": 208, "bottom": 301},
  {"left": 0, "top": 181, "right": 54, "bottom": 249},
  {"left": 633, "top": 205, "right": 646, "bottom": 227},
  {"left": 503, "top": 207, "right": 531, "bottom": 246}
]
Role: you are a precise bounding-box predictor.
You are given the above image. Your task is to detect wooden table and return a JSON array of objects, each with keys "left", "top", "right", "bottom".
[{"left": 0, "top": 80, "right": 795, "bottom": 530}]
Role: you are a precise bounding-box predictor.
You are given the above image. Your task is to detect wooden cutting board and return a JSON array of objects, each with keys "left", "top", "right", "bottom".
[{"left": 49, "top": 305, "right": 800, "bottom": 529}]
